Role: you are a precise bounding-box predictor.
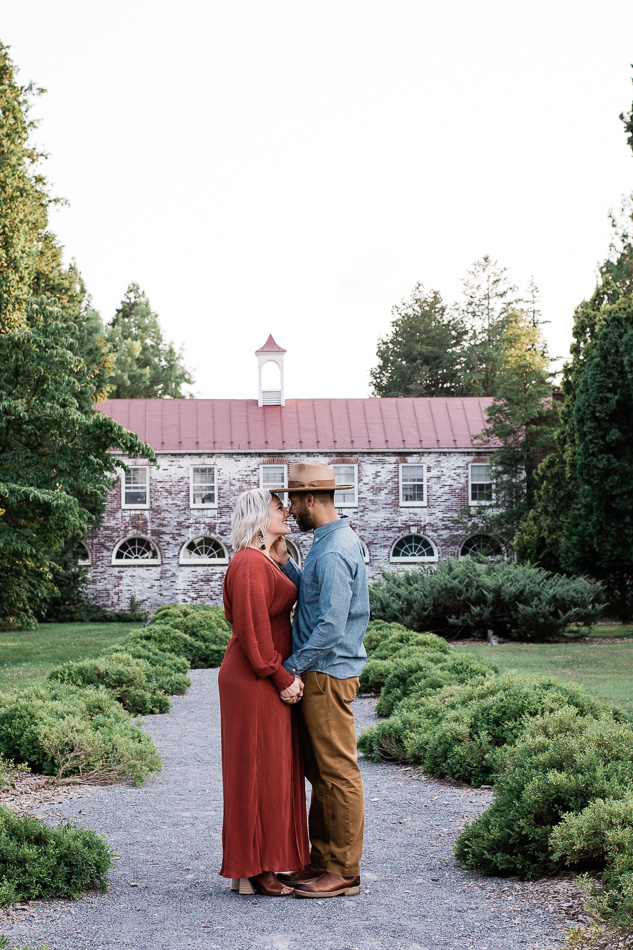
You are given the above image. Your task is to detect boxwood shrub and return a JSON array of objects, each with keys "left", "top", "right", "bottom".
[{"left": 48, "top": 653, "right": 172, "bottom": 715}]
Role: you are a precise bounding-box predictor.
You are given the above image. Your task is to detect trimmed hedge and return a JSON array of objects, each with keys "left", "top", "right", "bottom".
[
  {"left": 358, "top": 619, "right": 633, "bottom": 927},
  {"left": 0, "top": 806, "right": 112, "bottom": 906},
  {"left": 368, "top": 558, "right": 603, "bottom": 641}
]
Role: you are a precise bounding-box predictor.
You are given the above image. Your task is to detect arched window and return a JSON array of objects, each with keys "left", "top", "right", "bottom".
[
  {"left": 460, "top": 534, "right": 504, "bottom": 559},
  {"left": 112, "top": 537, "right": 161, "bottom": 565},
  {"left": 390, "top": 534, "right": 437, "bottom": 562},
  {"left": 359, "top": 540, "right": 369, "bottom": 564},
  {"left": 180, "top": 536, "right": 228, "bottom": 565},
  {"left": 77, "top": 541, "right": 91, "bottom": 566},
  {"left": 285, "top": 539, "right": 301, "bottom": 567}
]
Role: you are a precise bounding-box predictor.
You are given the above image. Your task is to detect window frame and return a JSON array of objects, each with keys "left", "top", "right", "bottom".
[
  {"left": 112, "top": 536, "right": 161, "bottom": 566},
  {"left": 460, "top": 534, "right": 504, "bottom": 559},
  {"left": 121, "top": 467, "right": 150, "bottom": 509},
  {"left": 190, "top": 464, "right": 218, "bottom": 509},
  {"left": 398, "top": 463, "right": 427, "bottom": 507},
  {"left": 179, "top": 536, "right": 229, "bottom": 565},
  {"left": 468, "top": 462, "right": 494, "bottom": 505},
  {"left": 332, "top": 463, "right": 358, "bottom": 507},
  {"left": 390, "top": 533, "right": 437, "bottom": 563},
  {"left": 259, "top": 464, "right": 287, "bottom": 492},
  {"left": 285, "top": 539, "right": 301, "bottom": 568}
]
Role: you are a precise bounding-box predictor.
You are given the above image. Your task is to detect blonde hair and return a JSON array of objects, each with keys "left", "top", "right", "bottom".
[{"left": 230, "top": 488, "right": 273, "bottom": 552}]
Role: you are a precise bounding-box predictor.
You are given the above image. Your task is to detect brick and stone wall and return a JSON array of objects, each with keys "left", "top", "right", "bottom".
[{"left": 85, "top": 450, "right": 491, "bottom": 610}]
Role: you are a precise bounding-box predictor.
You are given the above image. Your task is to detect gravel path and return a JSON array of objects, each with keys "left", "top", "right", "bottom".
[{"left": 1, "top": 670, "right": 582, "bottom": 950}]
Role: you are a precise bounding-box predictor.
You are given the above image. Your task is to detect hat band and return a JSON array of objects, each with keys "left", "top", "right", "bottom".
[{"left": 288, "top": 478, "right": 338, "bottom": 490}]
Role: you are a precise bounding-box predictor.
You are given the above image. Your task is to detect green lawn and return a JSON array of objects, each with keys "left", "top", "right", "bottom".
[
  {"left": 0, "top": 622, "right": 141, "bottom": 694},
  {"left": 585, "top": 624, "right": 633, "bottom": 639},
  {"left": 456, "top": 640, "right": 633, "bottom": 716}
]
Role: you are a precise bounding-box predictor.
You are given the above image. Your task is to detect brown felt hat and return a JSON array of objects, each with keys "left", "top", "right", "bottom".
[{"left": 267, "top": 462, "right": 354, "bottom": 493}]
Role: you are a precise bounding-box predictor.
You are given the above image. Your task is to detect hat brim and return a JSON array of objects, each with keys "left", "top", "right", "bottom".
[{"left": 268, "top": 484, "right": 355, "bottom": 493}]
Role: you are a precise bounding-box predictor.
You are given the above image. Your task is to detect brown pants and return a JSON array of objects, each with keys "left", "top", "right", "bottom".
[{"left": 298, "top": 671, "right": 364, "bottom": 877}]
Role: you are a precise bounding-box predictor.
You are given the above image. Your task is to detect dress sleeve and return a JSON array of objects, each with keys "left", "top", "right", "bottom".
[{"left": 229, "top": 555, "right": 295, "bottom": 690}]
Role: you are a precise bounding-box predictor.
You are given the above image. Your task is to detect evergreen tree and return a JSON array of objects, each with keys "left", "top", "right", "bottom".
[
  {"left": 561, "top": 306, "right": 633, "bottom": 619},
  {"left": 105, "top": 284, "right": 194, "bottom": 398},
  {"left": 458, "top": 255, "right": 522, "bottom": 396},
  {"left": 370, "top": 285, "right": 468, "bottom": 397},
  {"left": 457, "top": 309, "right": 557, "bottom": 545}
]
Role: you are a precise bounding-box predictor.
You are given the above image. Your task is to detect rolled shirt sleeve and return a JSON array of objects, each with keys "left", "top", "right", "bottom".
[{"left": 283, "top": 551, "right": 354, "bottom": 675}]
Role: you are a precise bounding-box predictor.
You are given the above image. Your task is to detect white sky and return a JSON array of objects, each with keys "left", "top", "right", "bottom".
[{"left": 2, "top": 1, "right": 633, "bottom": 399}]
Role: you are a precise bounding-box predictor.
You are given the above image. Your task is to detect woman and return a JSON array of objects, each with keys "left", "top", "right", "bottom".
[{"left": 219, "top": 488, "right": 310, "bottom": 896}]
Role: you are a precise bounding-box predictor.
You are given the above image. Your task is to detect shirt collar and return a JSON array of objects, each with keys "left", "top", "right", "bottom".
[{"left": 314, "top": 516, "right": 349, "bottom": 542}]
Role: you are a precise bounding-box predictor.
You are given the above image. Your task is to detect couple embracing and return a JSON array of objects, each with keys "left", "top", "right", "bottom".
[{"left": 219, "top": 463, "right": 369, "bottom": 898}]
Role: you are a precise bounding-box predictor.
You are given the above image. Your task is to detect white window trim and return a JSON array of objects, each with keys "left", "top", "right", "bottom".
[
  {"left": 77, "top": 542, "right": 91, "bottom": 566},
  {"left": 112, "top": 536, "right": 161, "bottom": 566},
  {"left": 398, "top": 463, "right": 427, "bottom": 507},
  {"left": 179, "top": 536, "right": 228, "bottom": 565},
  {"left": 190, "top": 464, "right": 218, "bottom": 509},
  {"left": 359, "top": 540, "right": 369, "bottom": 564},
  {"left": 259, "top": 463, "right": 287, "bottom": 490},
  {"left": 285, "top": 539, "right": 301, "bottom": 568},
  {"left": 468, "top": 462, "right": 494, "bottom": 506},
  {"left": 333, "top": 463, "right": 358, "bottom": 507},
  {"left": 390, "top": 534, "right": 438, "bottom": 563},
  {"left": 121, "top": 467, "right": 150, "bottom": 509}
]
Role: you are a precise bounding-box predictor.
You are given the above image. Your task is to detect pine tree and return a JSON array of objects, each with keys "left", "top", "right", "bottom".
[
  {"left": 105, "top": 284, "right": 194, "bottom": 398},
  {"left": 370, "top": 285, "right": 468, "bottom": 397}
]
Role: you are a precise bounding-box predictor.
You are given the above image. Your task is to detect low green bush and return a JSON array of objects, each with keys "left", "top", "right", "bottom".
[
  {"left": 454, "top": 708, "right": 633, "bottom": 880},
  {"left": 360, "top": 622, "right": 450, "bottom": 692},
  {"left": 0, "top": 806, "right": 112, "bottom": 905},
  {"left": 102, "top": 640, "right": 191, "bottom": 694},
  {"left": 48, "top": 653, "right": 171, "bottom": 715},
  {"left": 146, "top": 604, "right": 231, "bottom": 668},
  {"left": 0, "top": 684, "right": 161, "bottom": 784},
  {"left": 369, "top": 558, "right": 602, "bottom": 641}
]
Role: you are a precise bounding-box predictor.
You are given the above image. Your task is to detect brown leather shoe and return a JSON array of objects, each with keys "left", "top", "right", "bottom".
[
  {"left": 245, "top": 872, "right": 293, "bottom": 896},
  {"left": 277, "top": 864, "right": 325, "bottom": 885},
  {"left": 293, "top": 871, "right": 361, "bottom": 898}
]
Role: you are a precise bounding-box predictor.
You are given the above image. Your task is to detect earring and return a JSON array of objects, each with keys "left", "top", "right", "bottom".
[{"left": 259, "top": 530, "right": 266, "bottom": 551}]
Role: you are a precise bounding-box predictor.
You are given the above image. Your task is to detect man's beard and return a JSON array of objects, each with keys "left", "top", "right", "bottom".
[{"left": 292, "top": 500, "right": 314, "bottom": 532}]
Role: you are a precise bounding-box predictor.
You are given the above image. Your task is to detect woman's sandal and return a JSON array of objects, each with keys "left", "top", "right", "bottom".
[{"left": 232, "top": 873, "right": 293, "bottom": 896}]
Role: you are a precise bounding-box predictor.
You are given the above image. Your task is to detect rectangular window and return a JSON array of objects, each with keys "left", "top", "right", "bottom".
[
  {"left": 122, "top": 467, "right": 149, "bottom": 508},
  {"left": 399, "top": 463, "right": 426, "bottom": 506},
  {"left": 260, "top": 464, "right": 287, "bottom": 491},
  {"left": 333, "top": 464, "right": 358, "bottom": 507},
  {"left": 469, "top": 463, "right": 493, "bottom": 504},
  {"left": 190, "top": 466, "right": 217, "bottom": 507}
]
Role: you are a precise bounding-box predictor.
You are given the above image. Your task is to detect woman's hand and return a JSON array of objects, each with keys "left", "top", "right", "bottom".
[
  {"left": 270, "top": 537, "right": 290, "bottom": 566},
  {"left": 280, "top": 676, "right": 304, "bottom": 704}
]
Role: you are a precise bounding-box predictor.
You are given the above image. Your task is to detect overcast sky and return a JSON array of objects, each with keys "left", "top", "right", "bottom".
[{"left": 2, "top": 1, "right": 633, "bottom": 399}]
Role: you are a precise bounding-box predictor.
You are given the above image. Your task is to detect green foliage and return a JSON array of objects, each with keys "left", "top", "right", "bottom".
[
  {"left": 0, "top": 299, "right": 155, "bottom": 628},
  {"left": 370, "top": 285, "right": 469, "bottom": 396},
  {"left": 562, "top": 307, "right": 633, "bottom": 619},
  {"left": 551, "top": 797, "right": 633, "bottom": 927},
  {"left": 0, "top": 806, "right": 112, "bottom": 904},
  {"left": 369, "top": 559, "right": 602, "bottom": 642},
  {"left": 104, "top": 283, "right": 194, "bottom": 398},
  {"left": 0, "top": 683, "right": 160, "bottom": 784},
  {"left": 48, "top": 653, "right": 173, "bottom": 715},
  {"left": 143, "top": 604, "right": 231, "bottom": 667},
  {"left": 358, "top": 614, "right": 633, "bottom": 925},
  {"left": 454, "top": 708, "right": 633, "bottom": 877}
]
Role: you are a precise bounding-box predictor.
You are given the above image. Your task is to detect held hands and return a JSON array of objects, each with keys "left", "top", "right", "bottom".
[
  {"left": 280, "top": 676, "right": 304, "bottom": 704},
  {"left": 270, "top": 537, "right": 290, "bottom": 567}
]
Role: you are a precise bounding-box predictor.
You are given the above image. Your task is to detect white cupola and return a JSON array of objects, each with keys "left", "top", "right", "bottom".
[{"left": 256, "top": 334, "right": 286, "bottom": 406}]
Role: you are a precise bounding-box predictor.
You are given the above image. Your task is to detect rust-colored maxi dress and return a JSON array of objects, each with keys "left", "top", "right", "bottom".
[{"left": 219, "top": 548, "right": 310, "bottom": 879}]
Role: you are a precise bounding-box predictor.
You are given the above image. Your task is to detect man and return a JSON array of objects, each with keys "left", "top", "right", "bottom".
[{"left": 270, "top": 462, "right": 369, "bottom": 899}]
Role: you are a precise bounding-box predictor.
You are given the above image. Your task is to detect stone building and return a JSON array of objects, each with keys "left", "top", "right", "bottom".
[{"left": 85, "top": 336, "right": 498, "bottom": 610}]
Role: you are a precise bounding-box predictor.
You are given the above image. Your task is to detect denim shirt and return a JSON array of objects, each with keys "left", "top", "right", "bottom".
[{"left": 282, "top": 517, "right": 369, "bottom": 680}]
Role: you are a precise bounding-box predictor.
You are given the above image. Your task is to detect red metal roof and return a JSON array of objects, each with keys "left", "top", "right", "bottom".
[
  {"left": 256, "top": 334, "right": 286, "bottom": 354},
  {"left": 96, "top": 398, "right": 496, "bottom": 451}
]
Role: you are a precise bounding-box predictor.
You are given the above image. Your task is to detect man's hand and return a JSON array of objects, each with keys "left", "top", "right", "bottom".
[
  {"left": 280, "top": 676, "right": 304, "bottom": 704},
  {"left": 270, "top": 536, "right": 290, "bottom": 566}
]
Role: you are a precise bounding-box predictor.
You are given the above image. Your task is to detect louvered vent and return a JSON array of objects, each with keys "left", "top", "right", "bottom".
[{"left": 261, "top": 390, "right": 282, "bottom": 406}]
